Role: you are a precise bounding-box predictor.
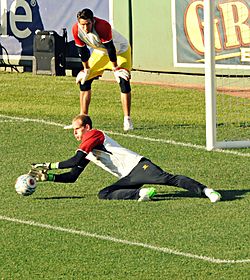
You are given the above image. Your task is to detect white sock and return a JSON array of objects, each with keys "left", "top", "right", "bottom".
[{"left": 203, "top": 188, "right": 214, "bottom": 197}]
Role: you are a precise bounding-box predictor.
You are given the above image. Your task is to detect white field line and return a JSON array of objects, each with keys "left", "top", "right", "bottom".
[
  {"left": 0, "top": 114, "right": 249, "bottom": 157},
  {"left": 0, "top": 120, "right": 21, "bottom": 123},
  {"left": 1, "top": 215, "right": 249, "bottom": 264}
]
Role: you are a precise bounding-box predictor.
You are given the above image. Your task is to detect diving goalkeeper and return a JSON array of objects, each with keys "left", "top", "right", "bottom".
[{"left": 29, "top": 115, "right": 221, "bottom": 203}]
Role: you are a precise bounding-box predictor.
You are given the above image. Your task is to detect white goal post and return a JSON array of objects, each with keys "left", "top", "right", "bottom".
[{"left": 204, "top": 0, "right": 250, "bottom": 151}]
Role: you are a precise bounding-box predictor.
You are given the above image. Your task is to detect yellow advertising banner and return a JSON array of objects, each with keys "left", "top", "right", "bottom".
[{"left": 173, "top": 0, "right": 250, "bottom": 68}]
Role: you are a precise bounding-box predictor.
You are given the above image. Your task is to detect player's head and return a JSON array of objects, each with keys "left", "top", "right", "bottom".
[
  {"left": 72, "top": 115, "right": 92, "bottom": 141},
  {"left": 77, "top": 8, "right": 94, "bottom": 21},
  {"left": 73, "top": 114, "right": 92, "bottom": 129},
  {"left": 77, "top": 9, "right": 94, "bottom": 33}
]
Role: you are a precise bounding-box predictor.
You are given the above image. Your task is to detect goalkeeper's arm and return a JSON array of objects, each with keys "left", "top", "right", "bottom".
[
  {"left": 32, "top": 151, "right": 88, "bottom": 170},
  {"left": 54, "top": 151, "right": 90, "bottom": 182},
  {"left": 31, "top": 151, "right": 90, "bottom": 183},
  {"left": 103, "top": 40, "right": 117, "bottom": 66},
  {"left": 76, "top": 45, "right": 91, "bottom": 64},
  {"left": 76, "top": 45, "right": 91, "bottom": 70},
  {"left": 56, "top": 150, "right": 89, "bottom": 169},
  {"left": 29, "top": 161, "right": 89, "bottom": 183},
  {"left": 54, "top": 163, "right": 88, "bottom": 183}
]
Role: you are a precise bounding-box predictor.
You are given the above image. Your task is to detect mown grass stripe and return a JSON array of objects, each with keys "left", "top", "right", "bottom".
[
  {"left": 1, "top": 215, "right": 249, "bottom": 264},
  {"left": 0, "top": 114, "right": 249, "bottom": 157}
]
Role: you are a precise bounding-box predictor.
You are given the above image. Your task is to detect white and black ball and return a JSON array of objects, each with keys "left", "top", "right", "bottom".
[{"left": 15, "top": 174, "right": 37, "bottom": 196}]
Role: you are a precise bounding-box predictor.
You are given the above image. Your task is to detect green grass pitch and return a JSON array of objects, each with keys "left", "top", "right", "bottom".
[{"left": 0, "top": 72, "right": 249, "bottom": 279}]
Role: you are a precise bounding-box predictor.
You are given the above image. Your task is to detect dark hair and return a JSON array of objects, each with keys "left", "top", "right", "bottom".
[
  {"left": 74, "top": 115, "right": 92, "bottom": 129},
  {"left": 77, "top": 8, "right": 94, "bottom": 21}
]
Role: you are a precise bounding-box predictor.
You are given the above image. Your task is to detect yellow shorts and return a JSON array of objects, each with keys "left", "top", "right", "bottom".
[{"left": 87, "top": 46, "right": 132, "bottom": 80}]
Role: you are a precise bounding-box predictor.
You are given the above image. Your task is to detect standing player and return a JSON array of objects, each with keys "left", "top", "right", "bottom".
[
  {"left": 30, "top": 115, "right": 221, "bottom": 203},
  {"left": 65, "top": 8, "right": 133, "bottom": 132}
]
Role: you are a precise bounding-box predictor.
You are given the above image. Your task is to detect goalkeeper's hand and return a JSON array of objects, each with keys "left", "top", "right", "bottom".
[
  {"left": 31, "top": 162, "right": 59, "bottom": 170},
  {"left": 76, "top": 68, "right": 91, "bottom": 85},
  {"left": 29, "top": 168, "right": 49, "bottom": 182},
  {"left": 31, "top": 162, "right": 51, "bottom": 170},
  {"left": 113, "top": 67, "right": 130, "bottom": 83}
]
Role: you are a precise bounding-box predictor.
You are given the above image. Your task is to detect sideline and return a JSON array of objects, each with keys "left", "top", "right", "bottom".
[
  {"left": 0, "top": 114, "right": 249, "bottom": 157},
  {"left": 1, "top": 215, "right": 249, "bottom": 264}
]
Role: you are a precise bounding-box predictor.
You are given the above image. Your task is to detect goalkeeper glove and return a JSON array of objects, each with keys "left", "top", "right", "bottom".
[
  {"left": 31, "top": 162, "right": 59, "bottom": 170},
  {"left": 76, "top": 68, "right": 91, "bottom": 85},
  {"left": 28, "top": 168, "right": 55, "bottom": 182},
  {"left": 113, "top": 67, "right": 130, "bottom": 83}
]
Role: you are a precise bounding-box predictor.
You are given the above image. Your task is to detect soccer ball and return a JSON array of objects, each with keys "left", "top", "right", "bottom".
[{"left": 15, "top": 174, "right": 37, "bottom": 196}]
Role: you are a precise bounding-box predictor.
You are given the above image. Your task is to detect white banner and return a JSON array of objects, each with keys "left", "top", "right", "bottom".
[{"left": 0, "top": 0, "right": 109, "bottom": 59}]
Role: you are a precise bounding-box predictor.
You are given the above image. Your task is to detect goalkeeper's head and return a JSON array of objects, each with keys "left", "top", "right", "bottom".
[
  {"left": 77, "top": 9, "right": 94, "bottom": 34},
  {"left": 72, "top": 115, "right": 93, "bottom": 141},
  {"left": 77, "top": 8, "right": 94, "bottom": 21}
]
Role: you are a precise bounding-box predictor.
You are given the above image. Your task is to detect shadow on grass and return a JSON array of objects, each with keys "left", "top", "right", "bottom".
[
  {"left": 153, "top": 191, "right": 197, "bottom": 201},
  {"left": 33, "top": 190, "right": 249, "bottom": 201},
  {"left": 153, "top": 189, "right": 249, "bottom": 202},
  {"left": 34, "top": 196, "right": 85, "bottom": 200},
  {"left": 216, "top": 189, "right": 249, "bottom": 201},
  {"left": 33, "top": 194, "right": 97, "bottom": 200}
]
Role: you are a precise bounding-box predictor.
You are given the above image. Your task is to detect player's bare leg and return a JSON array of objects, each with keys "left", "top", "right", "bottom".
[
  {"left": 121, "top": 92, "right": 133, "bottom": 131},
  {"left": 80, "top": 90, "right": 91, "bottom": 115}
]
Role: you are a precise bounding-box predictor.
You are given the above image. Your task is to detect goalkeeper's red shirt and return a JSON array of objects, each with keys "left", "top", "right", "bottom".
[
  {"left": 78, "top": 129, "right": 142, "bottom": 178},
  {"left": 72, "top": 17, "right": 129, "bottom": 54}
]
